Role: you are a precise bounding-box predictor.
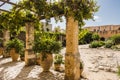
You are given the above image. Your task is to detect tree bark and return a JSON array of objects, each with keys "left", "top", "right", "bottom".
[
  {"left": 65, "top": 16, "right": 80, "bottom": 80},
  {"left": 3, "top": 30, "right": 10, "bottom": 57},
  {"left": 25, "top": 22, "right": 36, "bottom": 66}
]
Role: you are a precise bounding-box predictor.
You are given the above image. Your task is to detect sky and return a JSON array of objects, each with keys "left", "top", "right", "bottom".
[
  {"left": 85, "top": 0, "right": 120, "bottom": 27},
  {"left": 0, "top": 0, "right": 120, "bottom": 30}
]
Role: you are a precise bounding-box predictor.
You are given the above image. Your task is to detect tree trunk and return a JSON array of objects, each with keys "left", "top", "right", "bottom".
[
  {"left": 65, "top": 16, "right": 80, "bottom": 80},
  {"left": 3, "top": 30, "right": 10, "bottom": 58},
  {"left": 25, "top": 22, "right": 36, "bottom": 66},
  {"left": 40, "top": 53, "right": 53, "bottom": 72}
]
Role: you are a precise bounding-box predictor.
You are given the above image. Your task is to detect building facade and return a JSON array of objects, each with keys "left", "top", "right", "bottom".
[
  {"left": 84, "top": 25, "right": 120, "bottom": 39},
  {"left": 41, "top": 22, "right": 52, "bottom": 32}
]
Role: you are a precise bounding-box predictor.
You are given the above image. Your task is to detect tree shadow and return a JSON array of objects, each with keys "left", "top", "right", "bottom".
[
  {"left": 0, "top": 57, "right": 12, "bottom": 65},
  {"left": 39, "top": 71, "right": 57, "bottom": 80},
  {"left": 0, "top": 59, "right": 25, "bottom": 80},
  {"left": 14, "top": 65, "right": 35, "bottom": 80},
  {"left": 0, "top": 57, "right": 63, "bottom": 80}
]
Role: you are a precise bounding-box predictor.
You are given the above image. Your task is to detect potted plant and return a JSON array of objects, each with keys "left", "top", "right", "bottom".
[
  {"left": 36, "top": 53, "right": 41, "bottom": 65},
  {"left": 6, "top": 38, "right": 24, "bottom": 61},
  {"left": 20, "top": 51, "right": 25, "bottom": 61},
  {"left": 54, "top": 54, "right": 63, "bottom": 71},
  {"left": 33, "top": 35, "right": 62, "bottom": 72}
]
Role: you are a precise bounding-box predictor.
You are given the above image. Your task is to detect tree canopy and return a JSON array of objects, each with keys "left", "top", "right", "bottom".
[
  {"left": 0, "top": 0, "right": 99, "bottom": 32},
  {"left": 14, "top": 0, "right": 99, "bottom": 25}
]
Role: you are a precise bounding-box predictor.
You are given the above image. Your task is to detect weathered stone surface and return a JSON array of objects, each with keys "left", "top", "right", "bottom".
[
  {"left": 3, "top": 30, "right": 10, "bottom": 58},
  {"left": 65, "top": 16, "right": 80, "bottom": 80},
  {"left": 0, "top": 45, "right": 120, "bottom": 80},
  {"left": 98, "top": 66, "right": 104, "bottom": 70},
  {"left": 25, "top": 22, "right": 36, "bottom": 66}
]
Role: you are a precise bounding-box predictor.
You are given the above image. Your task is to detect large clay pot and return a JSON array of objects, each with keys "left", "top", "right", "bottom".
[
  {"left": 36, "top": 57, "right": 41, "bottom": 65},
  {"left": 40, "top": 53, "right": 53, "bottom": 72},
  {"left": 0, "top": 48, "right": 3, "bottom": 56},
  {"left": 10, "top": 48, "right": 19, "bottom": 61},
  {"left": 54, "top": 64, "right": 61, "bottom": 71}
]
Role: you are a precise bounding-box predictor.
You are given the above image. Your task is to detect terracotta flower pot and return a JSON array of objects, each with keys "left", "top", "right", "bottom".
[
  {"left": 54, "top": 64, "right": 61, "bottom": 71},
  {"left": 10, "top": 48, "right": 19, "bottom": 61},
  {"left": 0, "top": 48, "right": 3, "bottom": 56},
  {"left": 40, "top": 53, "right": 53, "bottom": 72}
]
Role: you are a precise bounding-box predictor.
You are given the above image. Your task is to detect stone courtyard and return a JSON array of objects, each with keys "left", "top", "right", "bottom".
[{"left": 0, "top": 44, "right": 120, "bottom": 80}]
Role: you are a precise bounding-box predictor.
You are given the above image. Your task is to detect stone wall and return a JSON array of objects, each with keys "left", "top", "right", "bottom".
[{"left": 84, "top": 25, "right": 120, "bottom": 39}]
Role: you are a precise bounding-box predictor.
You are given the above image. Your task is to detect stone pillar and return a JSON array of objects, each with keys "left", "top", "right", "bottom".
[
  {"left": 3, "top": 30, "right": 10, "bottom": 57},
  {"left": 25, "top": 22, "right": 36, "bottom": 66},
  {"left": 65, "top": 16, "right": 80, "bottom": 80}
]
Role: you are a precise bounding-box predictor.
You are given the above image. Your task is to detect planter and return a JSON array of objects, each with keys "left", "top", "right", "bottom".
[
  {"left": 0, "top": 48, "right": 3, "bottom": 56},
  {"left": 36, "top": 57, "right": 41, "bottom": 65},
  {"left": 10, "top": 48, "right": 19, "bottom": 61},
  {"left": 40, "top": 53, "right": 53, "bottom": 72},
  {"left": 54, "top": 64, "right": 61, "bottom": 71}
]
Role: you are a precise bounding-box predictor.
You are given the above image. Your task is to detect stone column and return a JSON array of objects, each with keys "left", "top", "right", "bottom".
[
  {"left": 3, "top": 30, "right": 10, "bottom": 57},
  {"left": 65, "top": 16, "right": 80, "bottom": 80},
  {"left": 25, "top": 22, "right": 36, "bottom": 66}
]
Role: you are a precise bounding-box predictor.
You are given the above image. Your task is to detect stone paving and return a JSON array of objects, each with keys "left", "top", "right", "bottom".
[
  {"left": 0, "top": 57, "right": 64, "bottom": 80},
  {"left": 0, "top": 44, "right": 120, "bottom": 80}
]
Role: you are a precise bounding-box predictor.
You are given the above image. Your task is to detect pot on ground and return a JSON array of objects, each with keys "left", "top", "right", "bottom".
[
  {"left": 54, "top": 64, "right": 61, "bottom": 71},
  {"left": 40, "top": 53, "right": 53, "bottom": 72},
  {"left": 10, "top": 48, "right": 19, "bottom": 61},
  {"left": 0, "top": 48, "right": 3, "bottom": 56}
]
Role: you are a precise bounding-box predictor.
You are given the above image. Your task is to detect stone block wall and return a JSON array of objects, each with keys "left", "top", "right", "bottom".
[{"left": 84, "top": 25, "right": 120, "bottom": 39}]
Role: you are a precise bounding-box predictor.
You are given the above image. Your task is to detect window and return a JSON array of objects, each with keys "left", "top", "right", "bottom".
[{"left": 118, "top": 27, "right": 120, "bottom": 30}]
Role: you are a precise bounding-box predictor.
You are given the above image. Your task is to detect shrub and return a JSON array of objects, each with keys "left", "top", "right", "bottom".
[
  {"left": 33, "top": 34, "right": 62, "bottom": 54},
  {"left": 111, "top": 34, "right": 120, "bottom": 45},
  {"left": 104, "top": 40, "right": 114, "bottom": 48},
  {"left": 111, "top": 45, "right": 120, "bottom": 51},
  {"left": 54, "top": 54, "right": 63, "bottom": 64},
  {"left": 79, "top": 29, "right": 93, "bottom": 44},
  {"left": 6, "top": 38, "right": 24, "bottom": 54},
  {"left": 92, "top": 33, "right": 100, "bottom": 41},
  {"left": 89, "top": 41, "right": 105, "bottom": 48}
]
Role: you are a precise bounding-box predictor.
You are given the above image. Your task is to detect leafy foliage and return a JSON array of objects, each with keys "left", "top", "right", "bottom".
[
  {"left": 54, "top": 54, "right": 63, "bottom": 64},
  {"left": 0, "top": 12, "right": 10, "bottom": 31},
  {"left": 15, "top": 0, "right": 99, "bottom": 26},
  {"left": 104, "top": 34, "right": 120, "bottom": 49},
  {"left": 111, "top": 45, "right": 120, "bottom": 51},
  {"left": 89, "top": 41, "right": 105, "bottom": 48},
  {"left": 79, "top": 29, "right": 93, "bottom": 44},
  {"left": 92, "top": 33, "right": 100, "bottom": 41},
  {"left": 33, "top": 34, "right": 62, "bottom": 54},
  {"left": 104, "top": 40, "right": 114, "bottom": 48},
  {"left": 111, "top": 34, "right": 120, "bottom": 45},
  {"left": 6, "top": 38, "right": 24, "bottom": 54},
  {"left": 0, "top": 11, "right": 24, "bottom": 38}
]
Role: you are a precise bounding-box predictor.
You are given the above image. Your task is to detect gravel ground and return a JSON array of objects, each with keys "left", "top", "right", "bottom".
[{"left": 0, "top": 44, "right": 120, "bottom": 80}]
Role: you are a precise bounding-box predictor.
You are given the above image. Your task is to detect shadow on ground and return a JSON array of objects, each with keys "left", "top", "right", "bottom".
[{"left": 0, "top": 57, "right": 64, "bottom": 80}]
